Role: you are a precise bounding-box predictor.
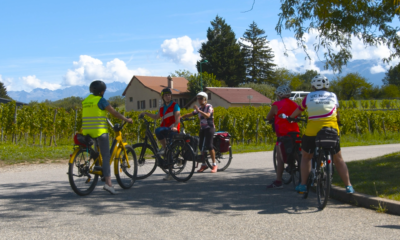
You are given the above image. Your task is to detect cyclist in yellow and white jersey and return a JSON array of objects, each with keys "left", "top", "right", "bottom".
[{"left": 289, "top": 75, "right": 354, "bottom": 194}]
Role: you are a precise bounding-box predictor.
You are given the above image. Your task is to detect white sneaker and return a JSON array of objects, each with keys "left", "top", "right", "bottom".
[
  {"left": 103, "top": 184, "right": 117, "bottom": 195},
  {"left": 158, "top": 148, "right": 165, "bottom": 155},
  {"left": 163, "top": 174, "right": 173, "bottom": 181}
]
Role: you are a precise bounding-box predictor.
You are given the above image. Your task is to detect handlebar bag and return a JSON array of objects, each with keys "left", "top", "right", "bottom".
[
  {"left": 214, "top": 132, "right": 230, "bottom": 153},
  {"left": 315, "top": 127, "right": 338, "bottom": 148}
]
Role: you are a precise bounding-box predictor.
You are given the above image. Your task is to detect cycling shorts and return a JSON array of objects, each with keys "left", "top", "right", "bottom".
[
  {"left": 199, "top": 127, "right": 215, "bottom": 151},
  {"left": 301, "top": 135, "right": 341, "bottom": 154}
]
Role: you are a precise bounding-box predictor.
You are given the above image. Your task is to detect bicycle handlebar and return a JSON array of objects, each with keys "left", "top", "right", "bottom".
[{"left": 278, "top": 113, "right": 307, "bottom": 123}]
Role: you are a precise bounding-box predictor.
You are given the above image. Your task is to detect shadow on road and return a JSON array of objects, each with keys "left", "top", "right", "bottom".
[{"left": 0, "top": 168, "right": 345, "bottom": 219}]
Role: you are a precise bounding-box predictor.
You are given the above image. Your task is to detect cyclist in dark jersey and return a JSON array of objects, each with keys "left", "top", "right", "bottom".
[{"left": 266, "top": 85, "right": 300, "bottom": 189}]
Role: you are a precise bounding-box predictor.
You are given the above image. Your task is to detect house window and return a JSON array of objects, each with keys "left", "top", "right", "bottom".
[
  {"left": 179, "top": 98, "right": 183, "bottom": 107},
  {"left": 141, "top": 100, "right": 145, "bottom": 109},
  {"left": 137, "top": 101, "right": 140, "bottom": 110},
  {"left": 129, "top": 97, "right": 133, "bottom": 102},
  {"left": 149, "top": 99, "right": 152, "bottom": 108},
  {"left": 153, "top": 99, "right": 157, "bottom": 108},
  {"left": 208, "top": 93, "right": 211, "bottom": 100},
  {"left": 183, "top": 98, "right": 187, "bottom": 106},
  {"left": 173, "top": 99, "right": 178, "bottom": 103}
]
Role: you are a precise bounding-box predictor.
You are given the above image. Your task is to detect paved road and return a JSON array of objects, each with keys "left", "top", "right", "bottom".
[{"left": 0, "top": 144, "right": 399, "bottom": 239}]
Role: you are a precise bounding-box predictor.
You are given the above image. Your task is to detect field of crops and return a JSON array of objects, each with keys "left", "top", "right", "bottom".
[{"left": 1, "top": 101, "right": 399, "bottom": 146}]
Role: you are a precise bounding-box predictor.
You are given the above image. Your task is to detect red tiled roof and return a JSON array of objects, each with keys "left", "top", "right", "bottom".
[
  {"left": 122, "top": 76, "right": 189, "bottom": 96},
  {"left": 207, "top": 87, "right": 272, "bottom": 104}
]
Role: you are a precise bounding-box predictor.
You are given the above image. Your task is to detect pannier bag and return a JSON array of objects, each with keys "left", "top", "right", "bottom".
[
  {"left": 73, "top": 133, "right": 94, "bottom": 147},
  {"left": 183, "top": 135, "right": 199, "bottom": 160},
  {"left": 214, "top": 132, "right": 230, "bottom": 153},
  {"left": 315, "top": 127, "right": 339, "bottom": 148}
]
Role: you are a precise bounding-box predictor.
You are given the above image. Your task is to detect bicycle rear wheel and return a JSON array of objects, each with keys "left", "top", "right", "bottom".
[
  {"left": 115, "top": 145, "right": 138, "bottom": 189},
  {"left": 168, "top": 140, "right": 195, "bottom": 182},
  {"left": 291, "top": 151, "right": 301, "bottom": 188},
  {"left": 273, "top": 145, "right": 292, "bottom": 184},
  {"left": 132, "top": 143, "right": 158, "bottom": 180},
  {"left": 68, "top": 149, "right": 99, "bottom": 196},
  {"left": 317, "top": 152, "right": 332, "bottom": 210},
  {"left": 205, "top": 147, "right": 232, "bottom": 171}
]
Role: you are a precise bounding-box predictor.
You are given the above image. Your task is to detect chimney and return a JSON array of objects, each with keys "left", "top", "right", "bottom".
[{"left": 168, "top": 75, "right": 173, "bottom": 89}]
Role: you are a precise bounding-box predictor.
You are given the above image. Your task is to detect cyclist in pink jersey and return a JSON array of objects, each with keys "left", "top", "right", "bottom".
[{"left": 266, "top": 85, "right": 300, "bottom": 189}]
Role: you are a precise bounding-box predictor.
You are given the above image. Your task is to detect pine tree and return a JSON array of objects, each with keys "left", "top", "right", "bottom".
[
  {"left": 240, "top": 21, "right": 276, "bottom": 84},
  {"left": 197, "top": 16, "right": 246, "bottom": 87},
  {"left": 0, "top": 82, "right": 11, "bottom": 99}
]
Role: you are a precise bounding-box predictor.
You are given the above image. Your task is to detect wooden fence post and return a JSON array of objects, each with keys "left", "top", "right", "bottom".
[
  {"left": 50, "top": 109, "right": 57, "bottom": 146},
  {"left": 13, "top": 104, "right": 17, "bottom": 144},
  {"left": 232, "top": 118, "right": 236, "bottom": 145},
  {"left": 355, "top": 121, "right": 359, "bottom": 137},
  {"left": 255, "top": 118, "right": 259, "bottom": 145},
  {"left": 382, "top": 120, "right": 386, "bottom": 136},
  {"left": 242, "top": 129, "right": 244, "bottom": 145},
  {"left": 218, "top": 118, "right": 221, "bottom": 131},
  {"left": 367, "top": 117, "right": 371, "bottom": 133}
]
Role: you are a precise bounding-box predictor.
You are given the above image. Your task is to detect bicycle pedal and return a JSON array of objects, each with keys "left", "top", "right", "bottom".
[{"left": 85, "top": 178, "right": 91, "bottom": 183}]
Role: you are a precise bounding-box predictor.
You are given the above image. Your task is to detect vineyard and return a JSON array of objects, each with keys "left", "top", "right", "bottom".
[{"left": 0, "top": 101, "right": 399, "bottom": 146}]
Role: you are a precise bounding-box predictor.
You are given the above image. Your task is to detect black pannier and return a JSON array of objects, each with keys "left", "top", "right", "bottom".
[
  {"left": 181, "top": 135, "right": 199, "bottom": 160},
  {"left": 315, "top": 127, "right": 339, "bottom": 148}
]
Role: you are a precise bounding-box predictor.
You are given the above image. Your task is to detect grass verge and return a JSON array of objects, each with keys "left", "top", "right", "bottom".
[
  {"left": 0, "top": 131, "right": 399, "bottom": 165},
  {"left": 333, "top": 151, "right": 400, "bottom": 202}
]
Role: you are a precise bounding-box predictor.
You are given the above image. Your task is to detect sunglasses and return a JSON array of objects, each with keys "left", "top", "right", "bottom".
[{"left": 197, "top": 97, "right": 204, "bottom": 100}]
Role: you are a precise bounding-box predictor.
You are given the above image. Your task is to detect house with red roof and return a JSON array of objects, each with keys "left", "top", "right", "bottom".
[
  {"left": 122, "top": 75, "right": 190, "bottom": 111},
  {"left": 184, "top": 87, "right": 272, "bottom": 109}
]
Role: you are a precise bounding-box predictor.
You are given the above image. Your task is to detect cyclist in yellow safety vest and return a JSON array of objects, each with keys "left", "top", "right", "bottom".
[{"left": 82, "top": 80, "right": 133, "bottom": 195}]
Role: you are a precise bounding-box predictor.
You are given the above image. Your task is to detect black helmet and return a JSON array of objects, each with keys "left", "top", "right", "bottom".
[
  {"left": 161, "top": 87, "right": 172, "bottom": 97},
  {"left": 90, "top": 80, "right": 107, "bottom": 96}
]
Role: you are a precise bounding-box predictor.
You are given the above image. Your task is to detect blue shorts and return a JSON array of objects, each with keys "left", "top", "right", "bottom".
[{"left": 155, "top": 127, "right": 178, "bottom": 140}]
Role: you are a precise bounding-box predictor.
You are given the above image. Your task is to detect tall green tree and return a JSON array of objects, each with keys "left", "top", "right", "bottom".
[
  {"left": 276, "top": 0, "right": 400, "bottom": 72},
  {"left": 297, "top": 70, "right": 319, "bottom": 91},
  {"left": 197, "top": 16, "right": 246, "bottom": 87},
  {"left": 0, "top": 82, "right": 11, "bottom": 99},
  {"left": 187, "top": 72, "right": 221, "bottom": 98},
  {"left": 383, "top": 63, "right": 400, "bottom": 86},
  {"left": 330, "top": 73, "right": 372, "bottom": 100},
  {"left": 240, "top": 21, "right": 276, "bottom": 84}
]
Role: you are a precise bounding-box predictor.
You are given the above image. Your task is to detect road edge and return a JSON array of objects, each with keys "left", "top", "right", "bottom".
[{"left": 330, "top": 185, "right": 400, "bottom": 215}]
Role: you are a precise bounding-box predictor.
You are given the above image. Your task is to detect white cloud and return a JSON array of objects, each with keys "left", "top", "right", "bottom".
[
  {"left": 370, "top": 64, "right": 386, "bottom": 74},
  {"left": 160, "top": 36, "right": 204, "bottom": 70},
  {"left": 21, "top": 75, "right": 62, "bottom": 91},
  {"left": 0, "top": 75, "right": 13, "bottom": 91},
  {"left": 63, "top": 55, "right": 150, "bottom": 86}
]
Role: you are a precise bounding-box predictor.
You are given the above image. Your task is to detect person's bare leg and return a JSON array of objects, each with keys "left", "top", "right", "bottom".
[
  {"left": 159, "top": 139, "right": 166, "bottom": 149},
  {"left": 210, "top": 149, "right": 216, "bottom": 164},
  {"left": 332, "top": 151, "right": 351, "bottom": 186},
  {"left": 276, "top": 147, "right": 284, "bottom": 182},
  {"left": 105, "top": 177, "right": 112, "bottom": 187},
  {"left": 301, "top": 150, "right": 313, "bottom": 185}
]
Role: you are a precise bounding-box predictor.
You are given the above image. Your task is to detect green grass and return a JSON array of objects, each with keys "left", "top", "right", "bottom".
[{"left": 333, "top": 152, "right": 400, "bottom": 202}]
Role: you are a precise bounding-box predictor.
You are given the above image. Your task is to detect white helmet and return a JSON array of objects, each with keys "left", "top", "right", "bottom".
[
  {"left": 311, "top": 74, "right": 329, "bottom": 90},
  {"left": 275, "top": 85, "right": 291, "bottom": 98},
  {"left": 197, "top": 91, "right": 208, "bottom": 100}
]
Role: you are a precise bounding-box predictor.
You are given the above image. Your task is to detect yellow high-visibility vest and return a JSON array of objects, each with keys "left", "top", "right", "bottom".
[{"left": 82, "top": 94, "right": 108, "bottom": 138}]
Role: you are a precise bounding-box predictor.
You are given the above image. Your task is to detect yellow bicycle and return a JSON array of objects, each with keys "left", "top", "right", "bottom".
[{"left": 68, "top": 119, "right": 137, "bottom": 196}]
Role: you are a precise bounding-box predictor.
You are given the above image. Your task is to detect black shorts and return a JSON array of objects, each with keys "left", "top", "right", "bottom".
[
  {"left": 301, "top": 135, "right": 341, "bottom": 154},
  {"left": 199, "top": 127, "right": 215, "bottom": 151}
]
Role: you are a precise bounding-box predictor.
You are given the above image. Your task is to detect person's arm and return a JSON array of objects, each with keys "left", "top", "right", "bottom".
[
  {"left": 170, "top": 111, "right": 181, "bottom": 131},
  {"left": 105, "top": 105, "right": 133, "bottom": 123},
  {"left": 139, "top": 111, "right": 160, "bottom": 120},
  {"left": 266, "top": 105, "right": 278, "bottom": 121},
  {"left": 182, "top": 112, "right": 194, "bottom": 118},
  {"left": 194, "top": 105, "right": 211, "bottom": 118},
  {"left": 290, "top": 95, "right": 307, "bottom": 118}
]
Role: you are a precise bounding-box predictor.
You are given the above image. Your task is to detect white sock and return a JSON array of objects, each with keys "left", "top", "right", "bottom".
[{"left": 213, "top": 163, "right": 217, "bottom": 166}]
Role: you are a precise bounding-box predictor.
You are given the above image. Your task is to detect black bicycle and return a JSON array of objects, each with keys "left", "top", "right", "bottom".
[
  {"left": 132, "top": 116, "right": 196, "bottom": 182},
  {"left": 302, "top": 127, "right": 338, "bottom": 210},
  {"left": 267, "top": 114, "right": 306, "bottom": 189},
  {"left": 180, "top": 118, "right": 233, "bottom": 172}
]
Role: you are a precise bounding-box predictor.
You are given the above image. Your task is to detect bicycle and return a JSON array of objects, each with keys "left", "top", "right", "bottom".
[
  {"left": 180, "top": 118, "right": 233, "bottom": 172},
  {"left": 132, "top": 116, "right": 196, "bottom": 182},
  {"left": 267, "top": 114, "right": 306, "bottom": 189},
  {"left": 301, "top": 127, "right": 339, "bottom": 210},
  {"left": 68, "top": 119, "right": 138, "bottom": 196}
]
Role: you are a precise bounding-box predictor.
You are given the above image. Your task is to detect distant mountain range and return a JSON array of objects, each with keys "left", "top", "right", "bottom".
[
  {"left": 9, "top": 81, "right": 127, "bottom": 103},
  {"left": 8, "top": 59, "right": 387, "bottom": 103}
]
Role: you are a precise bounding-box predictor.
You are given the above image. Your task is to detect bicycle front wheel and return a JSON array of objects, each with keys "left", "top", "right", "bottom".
[
  {"left": 68, "top": 149, "right": 99, "bottom": 196},
  {"left": 115, "top": 145, "right": 138, "bottom": 189},
  {"left": 317, "top": 153, "right": 332, "bottom": 210},
  {"left": 291, "top": 151, "right": 301, "bottom": 188},
  {"left": 132, "top": 143, "right": 158, "bottom": 180},
  {"left": 168, "top": 140, "right": 195, "bottom": 182},
  {"left": 205, "top": 147, "right": 232, "bottom": 172}
]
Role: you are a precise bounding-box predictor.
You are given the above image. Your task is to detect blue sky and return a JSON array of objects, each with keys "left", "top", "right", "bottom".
[{"left": 0, "top": 0, "right": 398, "bottom": 92}]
